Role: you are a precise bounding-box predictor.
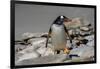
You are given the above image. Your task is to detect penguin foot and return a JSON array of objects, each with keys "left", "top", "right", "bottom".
[{"left": 63, "top": 48, "right": 70, "bottom": 54}]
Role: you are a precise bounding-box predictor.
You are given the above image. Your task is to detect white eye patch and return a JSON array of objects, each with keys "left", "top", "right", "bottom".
[{"left": 60, "top": 16, "right": 64, "bottom": 19}]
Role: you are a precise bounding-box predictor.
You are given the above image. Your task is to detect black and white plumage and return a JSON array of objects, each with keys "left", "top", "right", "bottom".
[{"left": 46, "top": 15, "right": 72, "bottom": 54}]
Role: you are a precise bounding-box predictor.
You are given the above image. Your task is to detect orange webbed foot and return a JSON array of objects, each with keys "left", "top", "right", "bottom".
[{"left": 63, "top": 48, "right": 70, "bottom": 54}]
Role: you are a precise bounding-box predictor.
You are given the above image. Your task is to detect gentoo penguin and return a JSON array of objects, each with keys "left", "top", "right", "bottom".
[{"left": 46, "top": 15, "right": 72, "bottom": 54}]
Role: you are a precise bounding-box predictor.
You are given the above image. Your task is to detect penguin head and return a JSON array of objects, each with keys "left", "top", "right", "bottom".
[{"left": 53, "top": 15, "right": 69, "bottom": 25}]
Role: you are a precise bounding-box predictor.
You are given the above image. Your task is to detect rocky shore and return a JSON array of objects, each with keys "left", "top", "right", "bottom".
[{"left": 15, "top": 18, "right": 95, "bottom": 65}]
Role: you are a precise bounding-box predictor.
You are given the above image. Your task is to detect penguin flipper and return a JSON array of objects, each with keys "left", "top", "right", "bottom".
[
  {"left": 45, "top": 27, "right": 51, "bottom": 48},
  {"left": 63, "top": 25, "right": 72, "bottom": 42},
  {"left": 63, "top": 25, "right": 73, "bottom": 48}
]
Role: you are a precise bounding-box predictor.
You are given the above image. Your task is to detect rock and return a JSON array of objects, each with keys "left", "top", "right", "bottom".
[
  {"left": 22, "top": 32, "right": 48, "bottom": 39},
  {"left": 68, "top": 30, "right": 73, "bottom": 35},
  {"left": 86, "top": 40, "right": 94, "bottom": 47},
  {"left": 15, "top": 45, "right": 26, "bottom": 53},
  {"left": 79, "top": 44, "right": 87, "bottom": 47},
  {"left": 79, "top": 39, "right": 88, "bottom": 45},
  {"left": 22, "top": 32, "right": 35, "bottom": 39},
  {"left": 79, "top": 30, "right": 91, "bottom": 36},
  {"left": 64, "top": 18, "right": 82, "bottom": 29},
  {"left": 80, "top": 26, "right": 89, "bottom": 31},
  {"left": 72, "top": 41, "right": 78, "bottom": 48},
  {"left": 19, "top": 38, "right": 47, "bottom": 51},
  {"left": 42, "top": 48, "right": 54, "bottom": 56},
  {"left": 66, "top": 40, "right": 72, "bottom": 48},
  {"left": 15, "top": 30, "right": 95, "bottom": 65},
  {"left": 79, "top": 31, "right": 85, "bottom": 36},
  {"left": 17, "top": 45, "right": 34, "bottom": 54},
  {"left": 30, "top": 38, "right": 46, "bottom": 46},
  {"left": 64, "top": 56, "right": 94, "bottom": 63},
  {"left": 67, "top": 40, "right": 77, "bottom": 49},
  {"left": 75, "top": 28, "right": 80, "bottom": 35},
  {"left": 69, "top": 46, "right": 94, "bottom": 59},
  {"left": 36, "top": 46, "right": 54, "bottom": 57},
  {"left": 36, "top": 47, "right": 47, "bottom": 56},
  {"left": 15, "top": 54, "right": 70, "bottom": 65},
  {"left": 84, "top": 35, "right": 94, "bottom": 41},
  {"left": 68, "top": 29, "right": 80, "bottom": 36},
  {"left": 82, "top": 19, "right": 91, "bottom": 26},
  {"left": 16, "top": 51, "right": 41, "bottom": 64}
]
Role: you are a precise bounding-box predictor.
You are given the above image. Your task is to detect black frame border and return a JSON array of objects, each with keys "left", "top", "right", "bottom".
[{"left": 10, "top": 0, "right": 97, "bottom": 69}]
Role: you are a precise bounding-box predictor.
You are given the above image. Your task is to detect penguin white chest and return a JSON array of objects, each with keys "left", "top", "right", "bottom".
[{"left": 51, "top": 24, "right": 67, "bottom": 51}]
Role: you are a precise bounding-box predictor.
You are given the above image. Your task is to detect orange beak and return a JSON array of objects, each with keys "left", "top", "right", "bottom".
[{"left": 64, "top": 18, "right": 72, "bottom": 22}]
